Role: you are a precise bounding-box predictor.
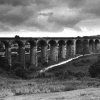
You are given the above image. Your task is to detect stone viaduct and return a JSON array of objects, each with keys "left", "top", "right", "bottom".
[{"left": 0, "top": 35, "right": 100, "bottom": 68}]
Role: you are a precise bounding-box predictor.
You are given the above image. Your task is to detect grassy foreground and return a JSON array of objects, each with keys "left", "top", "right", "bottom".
[
  {"left": 1, "top": 77, "right": 100, "bottom": 98},
  {"left": 0, "top": 54, "right": 100, "bottom": 98}
]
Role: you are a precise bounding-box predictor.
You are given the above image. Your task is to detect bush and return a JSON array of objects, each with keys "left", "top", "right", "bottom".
[
  {"left": 75, "top": 72, "right": 85, "bottom": 79},
  {"left": 11, "top": 62, "right": 24, "bottom": 70},
  {"left": 14, "top": 67, "right": 28, "bottom": 79},
  {"left": 42, "top": 62, "right": 48, "bottom": 67},
  {"left": 72, "top": 61, "right": 83, "bottom": 67},
  {"left": 11, "top": 62, "right": 28, "bottom": 79},
  {"left": 0, "top": 56, "right": 10, "bottom": 70},
  {"left": 54, "top": 71, "right": 69, "bottom": 79},
  {"left": 89, "top": 61, "right": 100, "bottom": 77},
  {"left": 81, "top": 59, "right": 90, "bottom": 63}
]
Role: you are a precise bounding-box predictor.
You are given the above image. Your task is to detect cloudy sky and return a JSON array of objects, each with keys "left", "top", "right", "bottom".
[{"left": 0, "top": 0, "right": 100, "bottom": 37}]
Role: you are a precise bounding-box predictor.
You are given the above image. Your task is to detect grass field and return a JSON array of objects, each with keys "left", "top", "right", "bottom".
[{"left": 0, "top": 54, "right": 100, "bottom": 98}]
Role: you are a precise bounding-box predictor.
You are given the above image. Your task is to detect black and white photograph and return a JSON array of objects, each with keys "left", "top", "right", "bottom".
[{"left": 0, "top": 0, "right": 100, "bottom": 100}]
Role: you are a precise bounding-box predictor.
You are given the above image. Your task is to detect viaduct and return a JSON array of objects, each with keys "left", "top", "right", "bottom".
[{"left": 0, "top": 35, "right": 100, "bottom": 68}]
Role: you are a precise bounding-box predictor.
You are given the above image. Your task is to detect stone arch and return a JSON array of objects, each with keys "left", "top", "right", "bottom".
[
  {"left": 66, "top": 40, "right": 74, "bottom": 58},
  {"left": 37, "top": 40, "right": 47, "bottom": 49},
  {"left": 25, "top": 40, "right": 37, "bottom": 67},
  {"left": 76, "top": 39, "right": 83, "bottom": 54},
  {"left": 95, "top": 39, "right": 100, "bottom": 53},
  {"left": 25, "top": 40, "right": 36, "bottom": 55},
  {"left": 89, "top": 39, "right": 94, "bottom": 53},
  {"left": 49, "top": 40, "right": 57, "bottom": 46},
  {"left": 25, "top": 42, "right": 30, "bottom": 54},
  {"left": 82, "top": 39, "right": 89, "bottom": 54},
  {"left": 37, "top": 40, "right": 48, "bottom": 65},
  {"left": 0, "top": 40, "right": 11, "bottom": 66},
  {"left": 58, "top": 40, "right": 66, "bottom": 59},
  {"left": 48, "top": 40, "right": 58, "bottom": 62}
]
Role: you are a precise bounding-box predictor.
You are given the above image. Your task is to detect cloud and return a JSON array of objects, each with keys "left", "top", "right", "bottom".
[
  {"left": 0, "top": 22, "right": 11, "bottom": 31},
  {"left": 0, "top": 0, "right": 100, "bottom": 32},
  {"left": 0, "top": 0, "right": 31, "bottom": 6},
  {"left": 0, "top": 4, "right": 37, "bottom": 26}
]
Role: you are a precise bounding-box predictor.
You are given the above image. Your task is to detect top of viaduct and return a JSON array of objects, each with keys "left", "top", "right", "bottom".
[
  {"left": 0, "top": 35, "right": 100, "bottom": 42},
  {"left": 0, "top": 35, "right": 100, "bottom": 39}
]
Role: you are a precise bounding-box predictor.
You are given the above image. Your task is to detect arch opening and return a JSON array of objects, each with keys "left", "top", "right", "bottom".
[
  {"left": 82, "top": 39, "right": 89, "bottom": 54},
  {"left": 66, "top": 40, "right": 74, "bottom": 58},
  {"left": 37, "top": 40, "right": 48, "bottom": 66},
  {"left": 76, "top": 40, "right": 83, "bottom": 54},
  {"left": 49, "top": 40, "right": 57, "bottom": 46},
  {"left": 95, "top": 39, "right": 100, "bottom": 53},
  {"left": 48, "top": 40, "right": 58, "bottom": 62},
  {"left": 58, "top": 40, "right": 66, "bottom": 59},
  {"left": 89, "top": 39, "right": 94, "bottom": 53}
]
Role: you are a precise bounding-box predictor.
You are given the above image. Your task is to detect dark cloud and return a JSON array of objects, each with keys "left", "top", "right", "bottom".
[
  {"left": 83, "top": 0, "right": 100, "bottom": 16},
  {"left": 0, "top": 6, "right": 35, "bottom": 26},
  {"left": 0, "top": 23, "right": 11, "bottom": 31},
  {"left": 0, "top": 0, "right": 31, "bottom": 6},
  {"left": 0, "top": 0, "right": 99, "bottom": 32}
]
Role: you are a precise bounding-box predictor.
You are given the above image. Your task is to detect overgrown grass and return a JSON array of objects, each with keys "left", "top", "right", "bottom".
[
  {"left": 0, "top": 54, "right": 100, "bottom": 97},
  {"left": 0, "top": 77, "right": 100, "bottom": 97}
]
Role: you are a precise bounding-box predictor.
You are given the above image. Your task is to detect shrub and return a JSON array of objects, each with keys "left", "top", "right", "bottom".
[
  {"left": 36, "top": 72, "right": 54, "bottom": 78},
  {"left": 14, "top": 67, "right": 28, "bottom": 79},
  {"left": 72, "top": 61, "right": 83, "bottom": 67},
  {"left": 11, "top": 62, "right": 28, "bottom": 79},
  {"left": 89, "top": 61, "right": 100, "bottom": 77},
  {"left": 11, "top": 62, "right": 24, "bottom": 70},
  {"left": 28, "top": 64, "right": 40, "bottom": 71},
  {"left": 75, "top": 72, "right": 85, "bottom": 79},
  {"left": 54, "top": 71, "right": 69, "bottom": 79},
  {"left": 64, "top": 85, "right": 76, "bottom": 91},
  {"left": 81, "top": 59, "right": 90, "bottom": 63},
  {"left": 0, "top": 56, "right": 10, "bottom": 70},
  {"left": 42, "top": 62, "right": 48, "bottom": 67}
]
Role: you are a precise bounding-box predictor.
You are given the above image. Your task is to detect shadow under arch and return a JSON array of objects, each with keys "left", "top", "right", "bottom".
[
  {"left": 58, "top": 40, "right": 66, "bottom": 59},
  {"left": 82, "top": 39, "right": 89, "bottom": 54},
  {"left": 95, "top": 39, "right": 100, "bottom": 53},
  {"left": 48, "top": 40, "right": 58, "bottom": 62},
  {"left": 76, "top": 39, "right": 83, "bottom": 54},
  {"left": 66, "top": 40, "right": 74, "bottom": 58},
  {"left": 37, "top": 40, "right": 48, "bottom": 66},
  {"left": 89, "top": 39, "right": 94, "bottom": 53},
  {"left": 48, "top": 40, "right": 57, "bottom": 46}
]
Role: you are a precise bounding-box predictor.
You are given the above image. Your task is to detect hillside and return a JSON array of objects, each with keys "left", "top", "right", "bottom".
[{"left": 42, "top": 54, "right": 99, "bottom": 78}]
